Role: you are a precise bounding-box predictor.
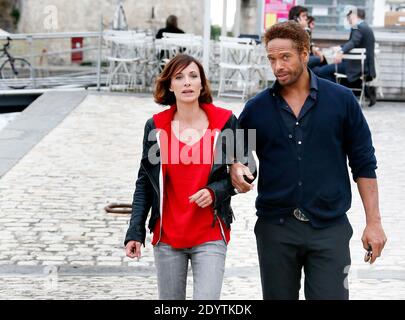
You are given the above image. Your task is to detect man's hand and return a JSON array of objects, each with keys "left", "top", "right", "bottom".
[
  {"left": 125, "top": 240, "right": 142, "bottom": 259},
  {"left": 313, "top": 47, "right": 325, "bottom": 63},
  {"left": 230, "top": 162, "right": 254, "bottom": 194},
  {"left": 334, "top": 51, "right": 343, "bottom": 64},
  {"left": 189, "top": 189, "right": 213, "bottom": 208},
  {"left": 361, "top": 220, "right": 387, "bottom": 264}
]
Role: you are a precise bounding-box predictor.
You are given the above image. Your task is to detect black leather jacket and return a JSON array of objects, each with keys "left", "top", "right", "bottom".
[{"left": 124, "top": 115, "right": 241, "bottom": 246}]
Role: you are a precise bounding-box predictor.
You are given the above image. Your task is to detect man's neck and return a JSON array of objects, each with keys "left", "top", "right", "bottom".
[{"left": 280, "top": 68, "right": 311, "bottom": 97}]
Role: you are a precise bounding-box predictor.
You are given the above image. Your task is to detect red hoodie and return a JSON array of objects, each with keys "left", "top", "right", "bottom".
[{"left": 151, "top": 103, "right": 232, "bottom": 248}]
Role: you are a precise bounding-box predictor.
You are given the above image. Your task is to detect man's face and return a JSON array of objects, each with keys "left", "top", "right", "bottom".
[
  {"left": 266, "top": 38, "right": 308, "bottom": 87},
  {"left": 298, "top": 11, "right": 308, "bottom": 28},
  {"left": 346, "top": 12, "right": 355, "bottom": 26}
]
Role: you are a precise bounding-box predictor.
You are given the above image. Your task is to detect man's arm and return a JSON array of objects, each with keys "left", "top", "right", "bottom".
[
  {"left": 341, "top": 29, "right": 362, "bottom": 53},
  {"left": 230, "top": 104, "right": 257, "bottom": 193},
  {"left": 357, "top": 177, "right": 387, "bottom": 264}
]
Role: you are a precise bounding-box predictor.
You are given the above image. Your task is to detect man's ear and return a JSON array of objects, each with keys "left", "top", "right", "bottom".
[{"left": 302, "top": 50, "right": 309, "bottom": 63}]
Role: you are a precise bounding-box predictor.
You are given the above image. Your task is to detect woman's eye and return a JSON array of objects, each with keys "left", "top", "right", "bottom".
[{"left": 175, "top": 75, "right": 183, "bottom": 80}]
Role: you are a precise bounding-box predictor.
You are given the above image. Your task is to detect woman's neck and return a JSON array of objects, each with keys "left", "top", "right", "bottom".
[{"left": 175, "top": 101, "right": 202, "bottom": 124}]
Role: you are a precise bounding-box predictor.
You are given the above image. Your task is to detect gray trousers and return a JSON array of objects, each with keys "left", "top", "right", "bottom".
[
  {"left": 255, "top": 215, "right": 353, "bottom": 300},
  {"left": 153, "top": 240, "right": 227, "bottom": 300}
]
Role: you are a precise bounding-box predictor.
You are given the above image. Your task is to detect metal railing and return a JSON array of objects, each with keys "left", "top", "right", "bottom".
[{"left": 0, "top": 31, "right": 106, "bottom": 91}]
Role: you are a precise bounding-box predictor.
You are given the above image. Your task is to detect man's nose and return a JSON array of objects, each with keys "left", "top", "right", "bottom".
[{"left": 274, "top": 60, "right": 284, "bottom": 71}]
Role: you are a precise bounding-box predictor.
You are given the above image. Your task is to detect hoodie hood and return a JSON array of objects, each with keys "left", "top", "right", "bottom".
[{"left": 152, "top": 103, "right": 232, "bottom": 132}]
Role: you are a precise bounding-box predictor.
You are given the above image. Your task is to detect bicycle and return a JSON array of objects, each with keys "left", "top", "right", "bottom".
[{"left": 0, "top": 37, "right": 33, "bottom": 89}]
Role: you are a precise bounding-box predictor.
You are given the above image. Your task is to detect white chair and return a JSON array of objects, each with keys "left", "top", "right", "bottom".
[
  {"left": 334, "top": 48, "right": 366, "bottom": 106},
  {"left": 252, "top": 44, "right": 276, "bottom": 90},
  {"left": 103, "top": 30, "right": 145, "bottom": 91},
  {"left": 217, "top": 36, "right": 256, "bottom": 100},
  {"left": 130, "top": 35, "right": 160, "bottom": 90},
  {"left": 160, "top": 33, "right": 203, "bottom": 66}
]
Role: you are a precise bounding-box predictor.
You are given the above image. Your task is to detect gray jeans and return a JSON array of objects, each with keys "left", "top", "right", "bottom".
[{"left": 153, "top": 240, "right": 227, "bottom": 300}]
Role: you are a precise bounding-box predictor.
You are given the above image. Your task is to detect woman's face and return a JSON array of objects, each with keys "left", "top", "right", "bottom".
[{"left": 169, "top": 62, "right": 202, "bottom": 104}]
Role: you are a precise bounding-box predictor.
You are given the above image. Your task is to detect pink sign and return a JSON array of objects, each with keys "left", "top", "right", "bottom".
[{"left": 264, "top": 0, "right": 296, "bottom": 31}]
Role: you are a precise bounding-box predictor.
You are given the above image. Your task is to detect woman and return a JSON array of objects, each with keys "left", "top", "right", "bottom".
[{"left": 125, "top": 54, "right": 240, "bottom": 300}]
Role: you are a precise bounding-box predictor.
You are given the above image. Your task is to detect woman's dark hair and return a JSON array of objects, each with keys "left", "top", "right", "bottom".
[
  {"left": 154, "top": 54, "right": 213, "bottom": 106},
  {"left": 307, "top": 16, "right": 315, "bottom": 25},
  {"left": 263, "top": 21, "right": 310, "bottom": 54},
  {"left": 166, "top": 15, "right": 178, "bottom": 28}
]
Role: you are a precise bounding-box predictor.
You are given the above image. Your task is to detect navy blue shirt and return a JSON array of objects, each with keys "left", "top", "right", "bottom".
[{"left": 239, "top": 70, "right": 377, "bottom": 228}]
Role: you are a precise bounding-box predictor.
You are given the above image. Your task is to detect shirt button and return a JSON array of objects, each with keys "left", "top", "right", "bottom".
[
  {"left": 288, "top": 134, "right": 293, "bottom": 139},
  {"left": 298, "top": 181, "right": 303, "bottom": 186},
  {"left": 298, "top": 156, "right": 302, "bottom": 161},
  {"left": 279, "top": 218, "right": 284, "bottom": 223},
  {"left": 298, "top": 141, "right": 302, "bottom": 145},
  {"left": 296, "top": 122, "right": 299, "bottom": 126}
]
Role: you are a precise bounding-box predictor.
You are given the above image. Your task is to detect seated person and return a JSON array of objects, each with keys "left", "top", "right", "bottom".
[
  {"left": 306, "top": 16, "right": 327, "bottom": 69},
  {"left": 156, "top": 15, "right": 185, "bottom": 39},
  {"left": 313, "top": 6, "right": 377, "bottom": 106},
  {"left": 288, "top": 6, "right": 325, "bottom": 69}
]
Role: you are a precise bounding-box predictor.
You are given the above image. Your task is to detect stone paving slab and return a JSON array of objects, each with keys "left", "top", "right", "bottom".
[
  {"left": 0, "top": 92, "right": 404, "bottom": 299},
  {"left": 0, "top": 90, "right": 88, "bottom": 177}
]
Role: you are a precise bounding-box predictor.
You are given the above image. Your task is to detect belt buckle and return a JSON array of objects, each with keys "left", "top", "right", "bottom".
[{"left": 293, "top": 209, "right": 309, "bottom": 222}]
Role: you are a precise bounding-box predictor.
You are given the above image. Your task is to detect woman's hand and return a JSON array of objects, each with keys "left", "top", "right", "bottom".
[
  {"left": 125, "top": 240, "right": 142, "bottom": 259},
  {"left": 189, "top": 189, "right": 213, "bottom": 208}
]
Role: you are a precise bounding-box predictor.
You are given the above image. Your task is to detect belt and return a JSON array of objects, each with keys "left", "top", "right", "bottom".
[{"left": 293, "top": 208, "right": 309, "bottom": 222}]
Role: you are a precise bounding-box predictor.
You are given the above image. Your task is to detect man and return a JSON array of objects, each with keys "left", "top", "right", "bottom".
[
  {"left": 288, "top": 5, "right": 326, "bottom": 69},
  {"left": 315, "top": 6, "right": 377, "bottom": 106},
  {"left": 231, "top": 21, "right": 386, "bottom": 300},
  {"left": 155, "top": 15, "right": 185, "bottom": 39},
  {"left": 288, "top": 5, "right": 308, "bottom": 28}
]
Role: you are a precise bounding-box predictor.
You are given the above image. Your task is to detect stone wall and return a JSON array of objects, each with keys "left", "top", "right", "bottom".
[
  {"left": 18, "top": 0, "right": 204, "bottom": 35},
  {"left": 240, "top": 0, "right": 258, "bottom": 35}
]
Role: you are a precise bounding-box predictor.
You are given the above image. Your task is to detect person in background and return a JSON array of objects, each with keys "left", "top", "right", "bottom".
[
  {"left": 156, "top": 15, "right": 185, "bottom": 39},
  {"left": 289, "top": 6, "right": 326, "bottom": 69},
  {"left": 314, "top": 6, "right": 377, "bottom": 106},
  {"left": 307, "top": 16, "right": 315, "bottom": 32},
  {"left": 125, "top": 54, "right": 240, "bottom": 300},
  {"left": 288, "top": 5, "right": 309, "bottom": 29}
]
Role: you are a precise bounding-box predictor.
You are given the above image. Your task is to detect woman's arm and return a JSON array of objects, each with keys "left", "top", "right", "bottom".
[{"left": 124, "top": 119, "right": 155, "bottom": 247}]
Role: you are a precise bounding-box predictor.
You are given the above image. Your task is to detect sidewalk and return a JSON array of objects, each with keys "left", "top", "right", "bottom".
[{"left": 0, "top": 92, "right": 404, "bottom": 299}]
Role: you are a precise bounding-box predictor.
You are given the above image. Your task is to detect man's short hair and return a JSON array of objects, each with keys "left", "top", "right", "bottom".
[
  {"left": 357, "top": 8, "right": 366, "bottom": 19},
  {"left": 288, "top": 5, "right": 308, "bottom": 21},
  {"left": 263, "top": 21, "right": 310, "bottom": 54},
  {"left": 166, "top": 15, "right": 178, "bottom": 28}
]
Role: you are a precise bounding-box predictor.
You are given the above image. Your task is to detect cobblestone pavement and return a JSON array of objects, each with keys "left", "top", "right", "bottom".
[{"left": 0, "top": 93, "right": 404, "bottom": 299}]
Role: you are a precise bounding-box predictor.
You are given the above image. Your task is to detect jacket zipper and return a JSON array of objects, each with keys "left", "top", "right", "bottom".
[{"left": 155, "top": 130, "right": 164, "bottom": 245}]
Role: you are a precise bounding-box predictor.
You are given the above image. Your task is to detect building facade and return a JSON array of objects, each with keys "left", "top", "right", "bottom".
[{"left": 17, "top": 0, "right": 205, "bottom": 35}]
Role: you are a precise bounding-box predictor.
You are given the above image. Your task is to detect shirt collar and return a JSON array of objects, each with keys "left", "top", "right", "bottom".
[{"left": 269, "top": 67, "right": 318, "bottom": 99}]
